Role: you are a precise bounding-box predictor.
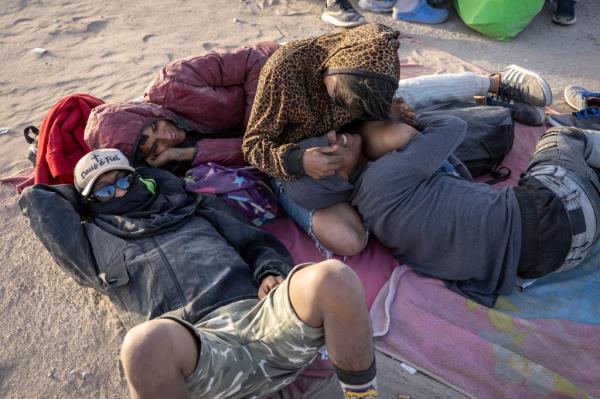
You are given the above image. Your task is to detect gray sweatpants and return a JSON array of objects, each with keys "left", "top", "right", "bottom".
[{"left": 395, "top": 72, "right": 490, "bottom": 110}]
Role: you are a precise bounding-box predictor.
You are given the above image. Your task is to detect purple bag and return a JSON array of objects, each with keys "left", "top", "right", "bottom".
[{"left": 184, "top": 163, "right": 279, "bottom": 226}]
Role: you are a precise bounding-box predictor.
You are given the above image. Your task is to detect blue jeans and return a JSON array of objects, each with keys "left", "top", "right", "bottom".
[
  {"left": 271, "top": 179, "right": 313, "bottom": 235},
  {"left": 271, "top": 179, "right": 334, "bottom": 257}
]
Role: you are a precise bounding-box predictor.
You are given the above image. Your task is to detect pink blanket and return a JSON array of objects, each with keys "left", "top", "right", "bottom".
[{"left": 265, "top": 122, "right": 600, "bottom": 399}]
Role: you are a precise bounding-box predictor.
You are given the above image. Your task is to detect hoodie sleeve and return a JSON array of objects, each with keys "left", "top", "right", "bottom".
[
  {"left": 242, "top": 52, "right": 307, "bottom": 180},
  {"left": 195, "top": 195, "right": 294, "bottom": 283},
  {"left": 19, "top": 185, "right": 100, "bottom": 289}
]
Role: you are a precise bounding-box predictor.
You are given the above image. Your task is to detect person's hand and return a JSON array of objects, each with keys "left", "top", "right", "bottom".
[
  {"left": 389, "top": 99, "right": 416, "bottom": 125},
  {"left": 258, "top": 275, "right": 284, "bottom": 299},
  {"left": 302, "top": 145, "right": 343, "bottom": 180},
  {"left": 146, "top": 147, "right": 196, "bottom": 167}
]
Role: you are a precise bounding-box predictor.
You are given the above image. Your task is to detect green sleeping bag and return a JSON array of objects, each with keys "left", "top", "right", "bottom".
[{"left": 453, "top": 0, "right": 545, "bottom": 41}]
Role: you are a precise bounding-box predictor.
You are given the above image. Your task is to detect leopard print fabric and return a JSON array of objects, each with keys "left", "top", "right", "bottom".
[{"left": 243, "top": 23, "right": 401, "bottom": 180}]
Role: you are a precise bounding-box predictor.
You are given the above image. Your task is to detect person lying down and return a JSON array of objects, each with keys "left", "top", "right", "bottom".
[
  {"left": 20, "top": 149, "right": 382, "bottom": 399},
  {"left": 282, "top": 114, "right": 600, "bottom": 306}
]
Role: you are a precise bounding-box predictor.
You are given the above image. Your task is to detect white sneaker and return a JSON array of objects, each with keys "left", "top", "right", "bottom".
[{"left": 322, "top": 0, "right": 366, "bottom": 27}]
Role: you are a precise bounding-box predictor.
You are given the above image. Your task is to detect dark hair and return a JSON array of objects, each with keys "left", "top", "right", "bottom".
[
  {"left": 333, "top": 73, "right": 398, "bottom": 122},
  {"left": 333, "top": 74, "right": 417, "bottom": 126}
]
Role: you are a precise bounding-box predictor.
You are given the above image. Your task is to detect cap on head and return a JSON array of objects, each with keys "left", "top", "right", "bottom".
[{"left": 74, "top": 148, "right": 135, "bottom": 196}]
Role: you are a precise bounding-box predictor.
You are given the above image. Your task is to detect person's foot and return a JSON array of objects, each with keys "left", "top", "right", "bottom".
[
  {"left": 553, "top": 0, "right": 576, "bottom": 25},
  {"left": 358, "top": 0, "right": 395, "bottom": 12},
  {"left": 322, "top": 0, "right": 366, "bottom": 27},
  {"left": 475, "top": 95, "right": 546, "bottom": 126},
  {"left": 564, "top": 85, "right": 600, "bottom": 111},
  {"left": 492, "top": 65, "right": 553, "bottom": 107},
  {"left": 392, "top": 0, "right": 448, "bottom": 24},
  {"left": 547, "top": 107, "right": 600, "bottom": 130}
]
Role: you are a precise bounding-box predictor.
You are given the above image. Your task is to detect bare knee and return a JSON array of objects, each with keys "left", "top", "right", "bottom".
[
  {"left": 312, "top": 205, "right": 367, "bottom": 257},
  {"left": 299, "top": 260, "right": 364, "bottom": 306},
  {"left": 313, "top": 260, "right": 363, "bottom": 299},
  {"left": 121, "top": 320, "right": 169, "bottom": 374},
  {"left": 121, "top": 319, "right": 197, "bottom": 384}
]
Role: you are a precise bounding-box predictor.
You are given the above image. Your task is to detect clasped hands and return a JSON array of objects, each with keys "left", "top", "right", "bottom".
[{"left": 302, "top": 130, "right": 351, "bottom": 180}]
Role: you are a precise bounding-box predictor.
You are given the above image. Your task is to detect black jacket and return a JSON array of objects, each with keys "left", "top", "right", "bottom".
[{"left": 19, "top": 168, "right": 293, "bottom": 329}]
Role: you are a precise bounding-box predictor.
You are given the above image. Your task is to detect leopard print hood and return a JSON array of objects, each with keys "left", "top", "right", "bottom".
[
  {"left": 323, "top": 23, "right": 400, "bottom": 82},
  {"left": 243, "top": 23, "right": 402, "bottom": 180}
]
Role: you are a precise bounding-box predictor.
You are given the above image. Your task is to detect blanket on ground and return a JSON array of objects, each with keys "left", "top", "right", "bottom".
[{"left": 264, "top": 120, "right": 600, "bottom": 399}]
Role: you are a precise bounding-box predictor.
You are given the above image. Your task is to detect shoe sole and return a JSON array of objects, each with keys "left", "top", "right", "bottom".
[
  {"left": 515, "top": 105, "right": 546, "bottom": 126},
  {"left": 564, "top": 86, "right": 583, "bottom": 111},
  {"left": 321, "top": 12, "right": 366, "bottom": 27},
  {"left": 504, "top": 64, "right": 553, "bottom": 107},
  {"left": 552, "top": 15, "right": 577, "bottom": 25}
]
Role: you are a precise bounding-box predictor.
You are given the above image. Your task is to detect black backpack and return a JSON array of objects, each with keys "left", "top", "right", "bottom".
[{"left": 420, "top": 104, "right": 514, "bottom": 184}]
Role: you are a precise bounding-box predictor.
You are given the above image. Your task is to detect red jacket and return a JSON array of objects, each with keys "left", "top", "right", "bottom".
[
  {"left": 144, "top": 41, "right": 280, "bottom": 134},
  {"left": 85, "top": 42, "right": 280, "bottom": 167},
  {"left": 34, "top": 93, "right": 104, "bottom": 185}
]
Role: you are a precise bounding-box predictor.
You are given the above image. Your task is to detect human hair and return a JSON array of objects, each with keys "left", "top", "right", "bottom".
[
  {"left": 333, "top": 73, "right": 397, "bottom": 122},
  {"left": 333, "top": 73, "right": 417, "bottom": 126}
]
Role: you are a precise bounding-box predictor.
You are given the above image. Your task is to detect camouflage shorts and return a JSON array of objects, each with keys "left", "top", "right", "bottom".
[{"left": 167, "top": 263, "right": 325, "bottom": 399}]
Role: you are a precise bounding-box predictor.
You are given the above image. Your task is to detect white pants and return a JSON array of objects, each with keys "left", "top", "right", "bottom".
[{"left": 395, "top": 72, "right": 490, "bottom": 109}]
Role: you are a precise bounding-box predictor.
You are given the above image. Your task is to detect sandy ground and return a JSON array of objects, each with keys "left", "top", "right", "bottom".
[{"left": 0, "top": 1, "right": 599, "bottom": 398}]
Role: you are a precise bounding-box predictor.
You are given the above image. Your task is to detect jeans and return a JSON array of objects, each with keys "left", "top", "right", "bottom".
[{"left": 523, "top": 127, "right": 600, "bottom": 273}]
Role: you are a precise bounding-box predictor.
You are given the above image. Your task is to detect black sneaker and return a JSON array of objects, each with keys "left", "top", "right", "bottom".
[
  {"left": 496, "top": 65, "right": 553, "bottom": 107},
  {"left": 547, "top": 107, "right": 600, "bottom": 130},
  {"left": 322, "top": 0, "right": 366, "bottom": 27},
  {"left": 476, "top": 96, "right": 546, "bottom": 126},
  {"left": 553, "top": 0, "right": 576, "bottom": 25}
]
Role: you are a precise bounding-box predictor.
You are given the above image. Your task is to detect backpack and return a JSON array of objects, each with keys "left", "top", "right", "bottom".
[
  {"left": 420, "top": 105, "right": 514, "bottom": 184},
  {"left": 184, "top": 163, "right": 280, "bottom": 226}
]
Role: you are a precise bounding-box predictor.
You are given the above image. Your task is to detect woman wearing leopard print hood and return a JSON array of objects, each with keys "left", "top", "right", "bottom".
[{"left": 242, "top": 23, "right": 412, "bottom": 256}]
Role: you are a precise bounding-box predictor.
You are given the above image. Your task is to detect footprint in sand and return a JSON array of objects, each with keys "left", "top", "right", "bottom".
[
  {"left": 85, "top": 20, "right": 107, "bottom": 34},
  {"left": 142, "top": 34, "right": 156, "bottom": 43},
  {"left": 201, "top": 42, "right": 219, "bottom": 51},
  {"left": 11, "top": 18, "right": 33, "bottom": 26}
]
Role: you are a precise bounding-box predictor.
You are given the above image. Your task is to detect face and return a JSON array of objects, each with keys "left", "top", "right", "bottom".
[
  {"left": 139, "top": 120, "right": 186, "bottom": 160},
  {"left": 323, "top": 74, "right": 337, "bottom": 99},
  {"left": 90, "top": 170, "right": 132, "bottom": 202},
  {"left": 327, "top": 131, "right": 363, "bottom": 177}
]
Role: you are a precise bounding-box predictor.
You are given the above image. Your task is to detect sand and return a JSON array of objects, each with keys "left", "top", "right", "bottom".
[{"left": 0, "top": 0, "right": 599, "bottom": 398}]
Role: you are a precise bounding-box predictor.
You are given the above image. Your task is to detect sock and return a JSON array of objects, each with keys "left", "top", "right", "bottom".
[
  {"left": 335, "top": 359, "right": 378, "bottom": 399},
  {"left": 488, "top": 73, "right": 500, "bottom": 95}
]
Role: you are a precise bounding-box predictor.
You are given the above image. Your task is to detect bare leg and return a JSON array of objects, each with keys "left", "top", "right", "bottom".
[
  {"left": 288, "top": 260, "right": 374, "bottom": 371},
  {"left": 120, "top": 319, "right": 198, "bottom": 399},
  {"left": 312, "top": 202, "right": 367, "bottom": 257}
]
